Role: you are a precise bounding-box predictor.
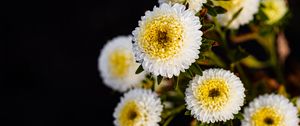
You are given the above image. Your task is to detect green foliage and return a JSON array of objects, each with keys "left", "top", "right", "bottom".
[
  {"left": 234, "top": 113, "right": 244, "bottom": 120},
  {"left": 214, "top": 6, "right": 227, "bottom": 14},
  {"left": 228, "top": 46, "right": 249, "bottom": 63},
  {"left": 203, "top": 3, "right": 227, "bottom": 17},
  {"left": 157, "top": 75, "right": 163, "bottom": 85},
  {"left": 135, "top": 64, "right": 144, "bottom": 74},
  {"left": 227, "top": 8, "right": 243, "bottom": 27},
  {"left": 190, "top": 63, "right": 203, "bottom": 76},
  {"left": 184, "top": 110, "right": 191, "bottom": 115}
]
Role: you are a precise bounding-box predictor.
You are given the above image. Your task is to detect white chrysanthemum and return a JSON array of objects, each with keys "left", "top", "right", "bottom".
[
  {"left": 132, "top": 3, "right": 202, "bottom": 78},
  {"left": 261, "top": 0, "right": 288, "bottom": 24},
  {"left": 296, "top": 97, "right": 300, "bottom": 113},
  {"left": 185, "top": 68, "right": 245, "bottom": 123},
  {"left": 158, "top": 0, "right": 207, "bottom": 13},
  {"left": 213, "top": 0, "right": 260, "bottom": 29},
  {"left": 242, "top": 94, "right": 299, "bottom": 126},
  {"left": 98, "top": 36, "right": 145, "bottom": 92},
  {"left": 113, "top": 89, "right": 163, "bottom": 126}
]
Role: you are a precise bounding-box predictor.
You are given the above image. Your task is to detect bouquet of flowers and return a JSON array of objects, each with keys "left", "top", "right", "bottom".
[{"left": 98, "top": 0, "right": 300, "bottom": 125}]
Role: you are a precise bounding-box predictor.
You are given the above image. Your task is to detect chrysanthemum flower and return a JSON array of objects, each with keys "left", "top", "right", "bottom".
[
  {"left": 185, "top": 68, "right": 245, "bottom": 123},
  {"left": 261, "top": 0, "right": 288, "bottom": 25},
  {"left": 113, "top": 89, "right": 163, "bottom": 126},
  {"left": 242, "top": 94, "right": 299, "bottom": 126},
  {"left": 132, "top": 3, "right": 202, "bottom": 78},
  {"left": 213, "top": 0, "right": 260, "bottom": 29},
  {"left": 98, "top": 36, "right": 145, "bottom": 92},
  {"left": 158, "top": 0, "right": 207, "bottom": 13}
]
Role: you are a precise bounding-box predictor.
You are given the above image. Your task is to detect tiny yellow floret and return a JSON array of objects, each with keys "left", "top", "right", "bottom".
[
  {"left": 251, "top": 107, "right": 283, "bottom": 126},
  {"left": 194, "top": 79, "right": 229, "bottom": 111},
  {"left": 139, "top": 15, "right": 183, "bottom": 60},
  {"left": 119, "top": 101, "right": 142, "bottom": 126},
  {"left": 109, "top": 49, "right": 132, "bottom": 78}
]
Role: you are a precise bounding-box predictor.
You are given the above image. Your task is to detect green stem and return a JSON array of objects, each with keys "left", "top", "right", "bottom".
[
  {"left": 256, "top": 34, "right": 285, "bottom": 83},
  {"left": 236, "top": 63, "right": 250, "bottom": 89},
  {"left": 163, "top": 115, "right": 175, "bottom": 126},
  {"left": 214, "top": 17, "right": 228, "bottom": 48},
  {"left": 163, "top": 104, "right": 186, "bottom": 118}
]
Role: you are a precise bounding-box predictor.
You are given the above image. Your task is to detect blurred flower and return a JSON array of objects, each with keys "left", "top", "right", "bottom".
[
  {"left": 185, "top": 68, "right": 245, "bottom": 123},
  {"left": 113, "top": 89, "right": 163, "bottom": 126},
  {"left": 98, "top": 36, "right": 145, "bottom": 92},
  {"left": 242, "top": 94, "right": 299, "bottom": 126},
  {"left": 132, "top": 3, "right": 202, "bottom": 78},
  {"left": 158, "top": 0, "right": 207, "bottom": 13},
  {"left": 213, "top": 0, "right": 259, "bottom": 29},
  {"left": 277, "top": 32, "right": 290, "bottom": 63},
  {"left": 261, "top": 0, "right": 288, "bottom": 25}
]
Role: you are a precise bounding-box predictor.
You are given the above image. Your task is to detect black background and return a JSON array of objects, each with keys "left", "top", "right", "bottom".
[{"left": 2, "top": 0, "right": 300, "bottom": 126}]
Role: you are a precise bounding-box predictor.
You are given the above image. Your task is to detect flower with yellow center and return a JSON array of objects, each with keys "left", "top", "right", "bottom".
[
  {"left": 132, "top": 3, "right": 202, "bottom": 78},
  {"left": 185, "top": 68, "right": 245, "bottom": 123},
  {"left": 113, "top": 89, "right": 163, "bottom": 126},
  {"left": 158, "top": 0, "right": 207, "bottom": 13},
  {"left": 242, "top": 94, "right": 299, "bottom": 126},
  {"left": 261, "top": 0, "right": 288, "bottom": 25},
  {"left": 213, "top": 0, "right": 259, "bottom": 29},
  {"left": 98, "top": 36, "right": 146, "bottom": 92}
]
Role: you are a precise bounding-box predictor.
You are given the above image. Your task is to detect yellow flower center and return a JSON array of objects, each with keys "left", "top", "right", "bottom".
[
  {"left": 119, "top": 101, "right": 142, "bottom": 126},
  {"left": 139, "top": 15, "right": 184, "bottom": 60},
  {"left": 251, "top": 107, "right": 283, "bottom": 126},
  {"left": 194, "top": 79, "right": 229, "bottom": 111},
  {"left": 109, "top": 49, "right": 133, "bottom": 78},
  {"left": 213, "top": 0, "right": 244, "bottom": 11}
]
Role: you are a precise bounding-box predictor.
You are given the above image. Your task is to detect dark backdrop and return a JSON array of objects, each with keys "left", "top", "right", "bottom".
[{"left": 2, "top": 0, "right": 300, "bottom": 126}]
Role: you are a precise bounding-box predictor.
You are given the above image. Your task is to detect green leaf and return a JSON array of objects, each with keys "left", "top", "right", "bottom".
[
  {"left": 190, "top": 63, "right": 203, "bottom": 76},
  {"left": 202, "top": 38, "right": 216, "bottom": 44},
  {"left": 227, "top": 7, "right": 243, "bottom": 27},
  {"left": 182, "top": 70, "right": 193, "bottom": 79},
  {"left": 202, "top": 23, "right": 215, "bottom": 33},
  {"left": 135, "top": 65, "right": 144, "bottom": 74},
  {"left": 157, "top": 75, "right": 163, "bottom": 85},
  {"left": 230, "top": 46, "right": 249, "bottom": 62},
  {"left": 206, "top": 0, "right": 213, "bottom": 5},
  {"left": 234, "top": 113, "right": 244, "bottom": 120},
  {"left": 198, "top": 122, "right": 209, "bottom": 126},
  {"left": 174, "top": 73, "right": 180, "bottom": 90},
  {"left": 204, "top": 3, "right": 217, "bottom": 17},
  {"left": 200, "top": 45, "right": 212, "bottom": 52},
  {"left": 184, "top": 110, "right": 191, "bottom": 115},
  {"left": 214, "top": 6, "right": 227, "bottom": 14}
]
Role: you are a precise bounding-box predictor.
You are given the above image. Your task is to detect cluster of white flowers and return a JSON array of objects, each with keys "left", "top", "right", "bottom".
[{"left": 97, "top": 1, "right": 297, "bottom": 126}]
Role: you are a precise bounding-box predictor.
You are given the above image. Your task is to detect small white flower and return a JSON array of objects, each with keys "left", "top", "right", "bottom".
[
  {"left": 242, "top": 94, "right": 299, "bottom": 126},
  {"left": 261, "top": 0, "right": 288, "bottom": 24},
  {"left": 132, "top": 3, "right": 202, "bottom": 78},
  {"left": 185, "top": 68, "right": 245, "bottom": 123},
  {"left": 159, "top": 0, "right": 207, "bottom": 13},
  {"left": 213, "top": 0, "right": 260, "bottom": 29},
  {"left": 98, "top": 36, "right": 145, "bottom": 92},
  {"left": 113, "top": 89, "right": 163, "bottom": 126}
]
